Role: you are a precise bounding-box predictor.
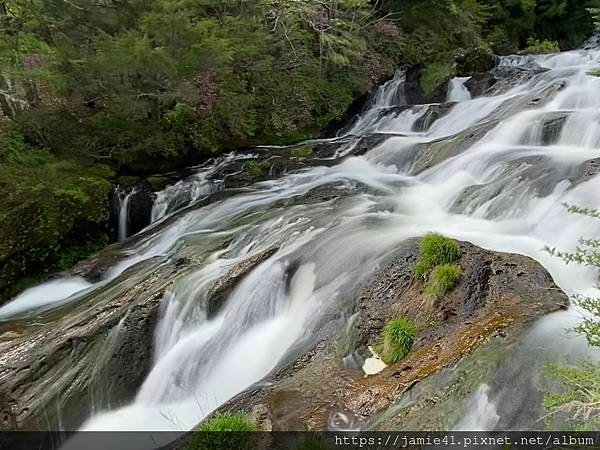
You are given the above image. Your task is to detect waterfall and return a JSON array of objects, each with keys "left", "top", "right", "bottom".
[
  {"left": 116, "top": 187, "right": 136, "bottom": 242},
  {"left": 447, "top": 77, "right": 472, "bottom": 102},
  {"left": 6, "top": 42, "right": 600, "bottom": 438},
  {"left": 150, "top": 153, "right": 253, "bottom": 223}
]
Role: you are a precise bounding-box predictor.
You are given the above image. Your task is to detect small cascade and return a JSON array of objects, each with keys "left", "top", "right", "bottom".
[
  {"left": 372, "top": 70, "right": 407, "bottom": 108},
  {"left": 348, "top": 71, "right": 408, "bottom": 134},
  {"left": 447, "top": 77, "right": 472, "bottom": 102},
  {"left": 151, "top": 174, "right": 215, "bottom": 223},
  {"left": 453, "top": 384, "right": 500, "bottom": 431},
  {"left": 116, "top": 187, "right": 136, "bottom": 241},
  {"left": 150, "top": 153, "right": 251, "bottom": 223}
]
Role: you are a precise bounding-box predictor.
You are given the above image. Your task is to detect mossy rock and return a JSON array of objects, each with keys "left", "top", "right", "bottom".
[
  {"left": 146, "top": 176, "right": 173, "bottom": 191},
  {"left": 455, "top": 47, "right": 496, "bottom": 76}
]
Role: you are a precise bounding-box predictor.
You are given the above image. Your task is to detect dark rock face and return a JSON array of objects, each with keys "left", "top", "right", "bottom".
[
  {"left": 128, "top": 180, "right": 155, "bottom": 236},
  {"left": 456, "top": 47, "right": 497, "bottom": 76},
  {"left": 403, "top": 65, "right": 449, "bottom": 105},
  {"left": 413, "top": 103, "right": 455, "bottom": 132},
  {"left": 205, "top": 239, "right": 567, "bottom": 432}
]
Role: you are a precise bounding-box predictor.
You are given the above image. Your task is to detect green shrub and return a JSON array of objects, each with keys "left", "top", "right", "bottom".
[
  {"left": 186, "top": 412, "right": 257, "bottom": 450},
  {"left": 588, "top": 70, "right": 600, "bottom": 78},
  {"left": 413, "top": 233, "right": 462, "bottom": 279},
  {"left": 290, "top": 145, "right": 314, "bottom": 159},
  {"left": 425, "top": 264, "right": 463, "bottom": 300},
  {"left": 420, "top": 62, "right": 453, "bottom": 97},
  {"left": 381, "top": 317, "right": 416, "bottom": 364},
  {"left": 521, "top": 38, "right": 560, "bottom": 55}
]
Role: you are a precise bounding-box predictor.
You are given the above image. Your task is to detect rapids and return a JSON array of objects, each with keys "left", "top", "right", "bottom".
[{"left": 3, "top": 40, "right": 600, "bottom": 436}]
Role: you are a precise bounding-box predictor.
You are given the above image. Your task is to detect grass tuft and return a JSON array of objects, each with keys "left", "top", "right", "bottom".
[
  {"left": 413, "top": 233, "right": 461, "bottom": 279},
  {"left": 425, "top": 264, "right": 463, "bottom": 300},
  {"left": 186, "top": 412, "right": 257, "bottom": 450},
  {"left": 381, "top": 317, "right": 416, "bottom": 364}
]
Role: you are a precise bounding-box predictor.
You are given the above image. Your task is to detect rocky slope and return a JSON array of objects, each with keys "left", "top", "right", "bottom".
[{"left": 200, "top": 239, "right": 568, "bottom": 432}]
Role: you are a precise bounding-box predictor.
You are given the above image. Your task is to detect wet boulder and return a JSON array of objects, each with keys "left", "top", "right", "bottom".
[{"left": 128, "top": 180, "right": 155, "bottom": 236}]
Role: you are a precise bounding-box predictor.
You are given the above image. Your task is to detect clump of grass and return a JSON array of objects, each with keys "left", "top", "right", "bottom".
[
  {"left": 588, "top": 70, "right": 600, "bottom": 78},
  {"left": 425, "top": 264, "right": 463, "bottom": 300},
  {"left": 186, "top": 412, "right": 257, "bottom": 450},
  {"left": 291, "top": 145, "right": 313, "bottom": 159},
  {"left": 413, "top": 233, "right": 461, "bottom": 279},
  {"left": 381, "top": 317, "right": 416, "bottom": 364}
]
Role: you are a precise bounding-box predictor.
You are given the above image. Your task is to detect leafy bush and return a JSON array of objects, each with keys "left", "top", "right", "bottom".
[
  {"left": 425, "top": 264, "right": 463, "bottom": 300},
  {"left": 186, "top": 412, "right": 257, "bottom": 450},
  {"left": 420, "top": 62, "right": 453, "bottom": 97},
  {"left": 413, "top": 233, "right": 462, "bottom": 279},
  {"left": 381, "top": 317, "right": 416, "bottom": 364},
  {"left": 521, "top": 38, "right": 560, "bottom": 55},
  {"left": 0, "top": 130, "right": 113, "bottom": 300},
  {"left": 544, "top": 362, "right": 600, "bottom": 430}
]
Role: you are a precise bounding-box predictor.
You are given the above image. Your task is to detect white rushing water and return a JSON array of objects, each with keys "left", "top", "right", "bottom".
[
  {"left": 7, "top": 40, "right": 600, "bottom": 436},
  {"left": 447, "top": 77, "right": 472, "bottom": 102},
  {"left": 116, "top": 187, "right": 136, "bottom": 242},
  {"left": 0, "top": 277, "right": 92, "bottom": 319}
]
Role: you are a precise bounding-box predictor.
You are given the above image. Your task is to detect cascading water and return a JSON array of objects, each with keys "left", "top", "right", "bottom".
[
  {"left": 4, "top": 39, "right": 600, "bottom": 438},
  {"left": 116, "top": 187, "right": 136, "bottom": 242},
  {"left": 447, "top": 77, "right": 472, "bottom": 102},
  {"left": 150, "top": 153, "right": 249, "bottom": 223}
]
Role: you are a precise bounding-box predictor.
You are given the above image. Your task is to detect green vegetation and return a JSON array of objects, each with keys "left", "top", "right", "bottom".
[
  {"left": 420, "top": 62, "right": 453, "bottom": 98},
  {"left": 521, "top": 37, "right": 561, "bottom": 54},
  {"left": 544, "top": 362, "right": 600, "bottom": 430},
  {"left": 413, "top": 233, "right": 462, "bottom": 279},
  {"left": 246, "top": 161, "right": 264, "bottom": 178},
  {"left": 0, "top": 131, "right": 112, "bottom": 298},
  {"left": 588, "top": 69, "right": 600, "bottom": 77},
  {"left": 381, "top": 317, "right": 416, "bottom": 364},
  {"left": 544, "top": 205, "right": 600, "bottom": 429},
  {"left": 294, "top": 436, "right": 332, "bottom": 450},
  {"left": 186, "top": 412, "right": 257, "bottom": 450},
  {"left": 0, "top": 0, "right": 598, "bottom": 299},
  {"left": 291, "top": 145, "right": 314, "bottom": 160},
  {"left": 425, "top": 264, "right": 464, "bottom": 300}
]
